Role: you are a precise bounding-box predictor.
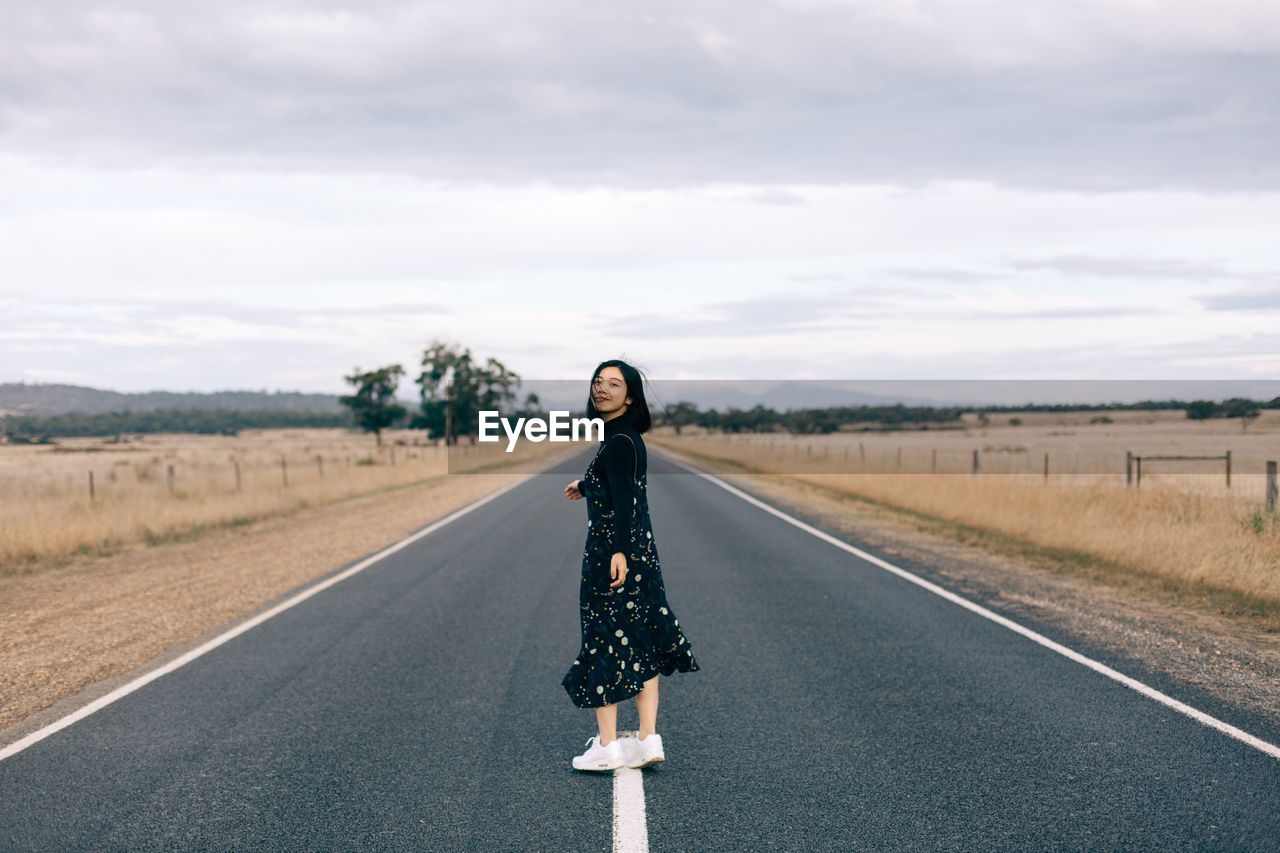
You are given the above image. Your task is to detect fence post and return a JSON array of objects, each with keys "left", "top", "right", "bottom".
[
  {"left": 1125, "top": 451, "right": 1132, "bottom": 486},
  {"left": 859, "top": 442, "right": 865, "bottom": 463},
  {"left": 1267, "top": 460, "right": 1277, "bottom": 510},
  {"left": 972, "top": 449, "right": 980, "bottom": 475},
  {"left": 1225, "top": 450, "right": 1231, "bottom": 489},
  {"left": 233, "top": 458, "right": 242, "bottom": 492},
  {"left": 1043, "top": 452, "right": 1049, "bottom": 481},
  {"left": 1136, "top": 456, "right": 1142, "bottom": 488},
  {"left": 88, "top": 470, "right": 95, "bottom": 503},
  {"left": 896, "top": 447, "right": 902, "bottom": 469}
]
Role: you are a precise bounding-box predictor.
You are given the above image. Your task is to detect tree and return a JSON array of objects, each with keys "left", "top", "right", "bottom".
[
  {"left": 663, "top": 401, "right": 699, "bottom": 435},
  {"left": 517, "top": 391, "right": 542, "bottom": 417},
  {"left": 473, "top": 354, "right": 523, "bottom": 436},
  {"left": 1185, "top": 400, "right": 1219, "bottom": 420},
  {"left": 413, "top": 341, "right": 463, "bottom": 443},
  {"left": 414, "top": 340, "right": 523, "bottom": 445},
  {"left": 1221, "top": 397, "right": 1261, "bottom": 432},
  {"left": 339, "top": 365, "right": 407, "bottom": 446}
]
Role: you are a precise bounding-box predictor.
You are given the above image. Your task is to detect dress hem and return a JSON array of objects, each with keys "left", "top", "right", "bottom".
[{"left": 562, "top": 654, "right": 700, "bottom": 709}]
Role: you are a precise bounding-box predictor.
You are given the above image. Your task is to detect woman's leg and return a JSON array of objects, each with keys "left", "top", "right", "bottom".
[
  {"left": 635, "top": 675, "right": 659, "bottom": 739},
  {"left": 595, "top": 703, "right": 619, "bottom": 745}
]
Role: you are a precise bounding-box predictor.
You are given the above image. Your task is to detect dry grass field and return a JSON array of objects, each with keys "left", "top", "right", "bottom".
[
  {"left": 0, "top": 427, "right": 564, "bottom": 575},
  {"left": 649, "top": 408, "right": 1280, "bottom": 616}
]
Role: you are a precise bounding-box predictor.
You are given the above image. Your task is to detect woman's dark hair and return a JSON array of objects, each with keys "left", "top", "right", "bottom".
[{"left": 586, "top": 359, "right": 652, "bottom": 433}]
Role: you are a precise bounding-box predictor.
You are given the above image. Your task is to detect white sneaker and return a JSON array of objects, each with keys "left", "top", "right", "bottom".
[
  {"left": 623, "top": 732, "right": 665, "bottom": 769},
  {"left": 572, "top": 735, "right": 625, "bottom": 771}
]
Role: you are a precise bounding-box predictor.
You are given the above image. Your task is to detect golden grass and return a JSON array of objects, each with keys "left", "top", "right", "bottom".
[
  {"left": 649, "top": 411, "right": 1280, "bottom": 610},
  {"left": 0, "top": 427, "right": 569, "bottom": 573}
]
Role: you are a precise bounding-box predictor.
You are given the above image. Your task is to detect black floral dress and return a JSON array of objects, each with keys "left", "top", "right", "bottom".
[{"left": 562, "top": 417, "right": 700, "bottom": 708}]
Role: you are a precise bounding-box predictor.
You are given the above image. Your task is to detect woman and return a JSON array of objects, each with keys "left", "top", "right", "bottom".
[{"left": 562, "top": 359, "right": 700, "bottom": 772}]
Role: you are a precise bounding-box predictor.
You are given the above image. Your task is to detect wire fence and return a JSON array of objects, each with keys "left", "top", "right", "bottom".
[{"left": 668, "top": 432, "right": 1279, "bottom": 509}]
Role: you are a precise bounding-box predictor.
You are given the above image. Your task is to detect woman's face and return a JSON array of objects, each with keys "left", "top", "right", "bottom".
[{"left": 592, "top": 366, "right": 630, "bottom": 414}]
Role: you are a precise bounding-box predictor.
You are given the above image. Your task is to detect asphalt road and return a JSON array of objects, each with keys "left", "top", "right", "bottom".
[{"left": 2, "top": 447, "right": 1279, "bottom": 851}]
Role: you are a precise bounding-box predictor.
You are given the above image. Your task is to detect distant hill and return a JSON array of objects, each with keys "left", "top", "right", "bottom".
[{"left": 0, "top": 382, "right": 363, "bottom": 417}]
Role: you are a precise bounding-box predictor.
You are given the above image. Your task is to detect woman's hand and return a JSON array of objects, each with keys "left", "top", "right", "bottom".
[
  {"left": 564, "top": 479, "right": 584, "bottom": 500},
  {"left": 609, "top": 552, "right": 628, "bottom": 588}
]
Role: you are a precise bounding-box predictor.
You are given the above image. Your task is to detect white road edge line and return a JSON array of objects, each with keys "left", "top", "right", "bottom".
[
  {"left": 613, "top": 766, "right": 649, "bottom": 852},
  {"left": 662, "top": 454, "right": 1280, "bottom": 762},
  {"left": 0, "top": 475, "right": 534, "bottom": 763}
]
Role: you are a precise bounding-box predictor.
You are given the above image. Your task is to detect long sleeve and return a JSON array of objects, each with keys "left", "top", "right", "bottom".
[{"left": 600, "top": 434, "right": 638, "bottom": 555}]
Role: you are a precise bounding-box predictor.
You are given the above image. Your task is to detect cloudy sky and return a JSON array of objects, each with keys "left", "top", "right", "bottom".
[{"left": 2, "top": 0, "right": 1279, "bottom": 394}]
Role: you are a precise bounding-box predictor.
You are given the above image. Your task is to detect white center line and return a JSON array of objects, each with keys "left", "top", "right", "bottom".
[
  {"left": 662, "top": 453, "right": 1280, "bottom": 762},
  {"left": 613, "top": 766, "right": 649, "bottom": 852}
]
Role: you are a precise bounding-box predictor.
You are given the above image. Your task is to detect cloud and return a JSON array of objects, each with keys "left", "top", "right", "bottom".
[
  {"left": 799, "top": 332, "right": 1280, "bottom": 380},
  {"left": 888, "top": 254, "right": 1274, "bottom": 282},
  {"left": 1197, "top": 286, "right": 1280, "bottom": 311},
  {"left": 968, "top": 306, "right": 1158, "bottom": 319},
  {"left": 593, "top": 281, "right": 1169, "bottom": 340},
  {"left": 4, "top": 163, "right": 1280, "bottom": 389},
  {"left": 0, "top": 295, "right": 454, "bottom": 348},
  {"left": 1007, "top": 255, "right": 1241, "bottom": 279},
  {"left": 743, "top": 188, "right": 806, "bottom": 206},
  {"left": 3, "top": 1, "right": 1280, "bottom": 190},
  {"left": 617, "top": 331, "right": 1280, "bottom": 383},
  {"left": 596, "top": 288, "right": 906, "bottom": 339},
  {"left": 888, "top": 267, "right": 1009, "bottom": 283}
]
